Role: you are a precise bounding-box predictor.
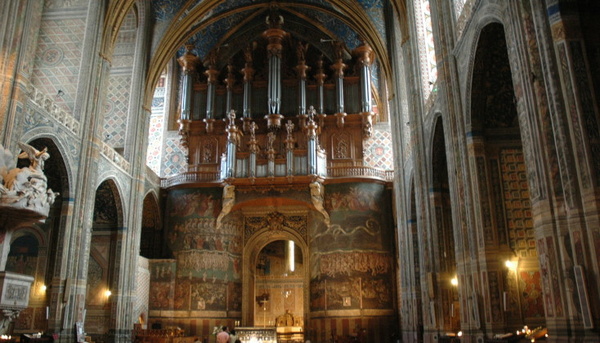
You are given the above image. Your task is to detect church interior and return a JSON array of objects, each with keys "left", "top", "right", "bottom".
[{"left": 0, "top": 0, "right": 600, "bottom": 342}]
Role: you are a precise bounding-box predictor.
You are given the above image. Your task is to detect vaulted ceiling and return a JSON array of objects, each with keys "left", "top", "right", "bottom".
[{"left": 134, "top": 0, "right": 397, "bottom": 106}]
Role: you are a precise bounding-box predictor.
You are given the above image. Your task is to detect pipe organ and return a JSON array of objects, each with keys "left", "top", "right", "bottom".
[{"left": 175, "top": 15, "right": 380, "bottom": 185}]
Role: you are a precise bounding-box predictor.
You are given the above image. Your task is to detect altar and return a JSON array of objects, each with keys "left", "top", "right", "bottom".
[
  {"left": 275, "top": 326, "right": 303, "bottom": 343},
  {"left": 235, "top": 327, "right": 277, "bottom": 343}
]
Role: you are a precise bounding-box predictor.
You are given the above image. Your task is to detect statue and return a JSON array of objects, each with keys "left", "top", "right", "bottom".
[
  {"left": 215, "top": 185, "right": 235, "bottom": 230},
  {"left": 0, "top": 142, "right": 59, "bottom": 220},
  {"left": 296, "top": 41, "right": 309, "bottom": 62},
  {"left": 310, "top": 181, "right": 330, "bottom": 227}
]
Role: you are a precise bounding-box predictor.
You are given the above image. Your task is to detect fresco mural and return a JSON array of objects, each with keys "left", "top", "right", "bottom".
[
  {"left": 149, "top": 260, "right": 176, "bottom": 311},
  {"left": 150, "top": 188, "right": 243, "bottom": 314},
  {"left": 311, "top": 182, "right": 394, "bottom": 311},
  {"left": 6, "top": 234, "right": 39, "bottom": 276}
]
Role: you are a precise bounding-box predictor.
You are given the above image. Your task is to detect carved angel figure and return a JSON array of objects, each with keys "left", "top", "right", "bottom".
[{"left": 0, "top": 142, "right": 59, "bottom": 218}]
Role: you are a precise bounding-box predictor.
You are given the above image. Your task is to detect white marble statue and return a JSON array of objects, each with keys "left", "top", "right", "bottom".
[{"left": 0, "top": 142, "right": 59, "bottom": 219}]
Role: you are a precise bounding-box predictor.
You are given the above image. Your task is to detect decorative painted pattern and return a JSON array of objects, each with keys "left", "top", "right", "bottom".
[
  {"left": 569, "top": 41, "right": 600, "bottom": 185},
  {"left": 500, "top": 149, "right": 535, "bottom": 258},
  {"left": 33, "top": 16, "right": 86, "bottom": 118},
  {"left": 363, "top": 126, "right": 393, "bottom": 170},
  {"left": 146, "top": 76, "right": 166, "bottom": 175},
  {"left": 162, "top": 135, "right": 187, "bottom": 176},
  {"left": 103, "top": 74, "right": 132, "bottom": 148}
]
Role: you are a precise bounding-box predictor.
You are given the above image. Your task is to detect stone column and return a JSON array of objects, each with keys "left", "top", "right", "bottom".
[
  {"left": 60, "top": 1, "right": 111, "bottom": 340},
  {"left": 111, "top": 3, "right": 153, "bottom": 340},
  {"left": 523, "top": 1, "right": 600, "bottom": 338},
  {"left": 0, "top": 0, "right": 43, "bottom": 147}
]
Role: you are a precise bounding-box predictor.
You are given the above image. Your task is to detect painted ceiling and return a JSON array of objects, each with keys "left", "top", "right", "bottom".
[{"left": 150, "top": 0, "right": 387, "bottom": 62}]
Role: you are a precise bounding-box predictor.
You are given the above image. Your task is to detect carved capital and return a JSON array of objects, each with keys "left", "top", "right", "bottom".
[
  {"left": 335, "top": 112, "right": 347, "bottom": 129},
  {"left": 177, "top": 45, "right": 200, "bottom": 73},
  {"left": 361, "top": 111, "right": 375, "bottom": 139},
  {"left": 353, "top": 42, "right": 375, "bottom": 67}
]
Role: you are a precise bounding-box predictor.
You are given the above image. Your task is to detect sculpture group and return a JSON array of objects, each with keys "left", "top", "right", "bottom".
[{"left": 0, "top": 142, "right": 59, "bottom": 219}]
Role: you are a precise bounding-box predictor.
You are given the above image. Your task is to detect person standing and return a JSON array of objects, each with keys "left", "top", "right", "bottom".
[
  {"left": 217, "top": 326, "right": 230, "bottom": 343},
  {"left": 228, "top": 329, "right": 237, "bottom": 343}
]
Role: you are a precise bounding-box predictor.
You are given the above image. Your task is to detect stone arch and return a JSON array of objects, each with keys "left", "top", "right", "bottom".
[
  {"left": 143, "top": 1, "right": 392, "bottom": 112},
  {"left": 6, "top": 231, "right": 40, "bottom": 278},
  {"left": 85, "top": 178, "right": 125, "bottom": 337},
  {"left": 241, "top": 207, "right": 311, "bottom": 328},
  {"left": 14, "top": 137, "right": 70, "bottom": 333},
  {"left": 18, "top": 132, "right": 74, "bottom": 199},
  {"left": 462, "top": 11, "right": 505, "bottom": 130},
  {"left": 140, "top": 191, "right": 162, "bottom": 259},
  {"left": 429, "top": 114, "right": 460, "bottom": 333},
  {"left": 467, "top": 20, "right": 544, "bottom": 331},
  {"left": 94, "top": 176, "right": 126, "bottom": 228}
]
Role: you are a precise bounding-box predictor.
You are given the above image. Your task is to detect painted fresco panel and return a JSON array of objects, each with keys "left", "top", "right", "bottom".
[
  {"left": 318, "top": 182, "right": 392, "bottom": 251},
  {"left": 190, "top": 282, "right": 227, "bottom": 311},
  {"left": 149, "top": 281, "right": 174, "bottom": 310},
  {"left": 311, "top": 182, "right": 395, "bottom": 311},
  {"left": 157, "top": 188, "right": 242, "bottom": 313},
  {"left": 519, "top": 271, "right": 544, "bottom": 318}
]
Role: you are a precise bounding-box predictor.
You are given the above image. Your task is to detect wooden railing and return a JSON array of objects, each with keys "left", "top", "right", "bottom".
[
  {"left": 327, "top": 165, "right": 393, "bottom": 181},
  {"left": 161, "top": 166, "right": 393, "bottom": 187},
  {"left": 160, "top": 171, "right": 221, "bottom": 188}
]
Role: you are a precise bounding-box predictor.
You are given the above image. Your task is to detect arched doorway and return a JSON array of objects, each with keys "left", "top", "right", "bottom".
[
  {"left": 430, "top": 116, "right": 460, "bottom": 335},
  {"left": 254, "top": 240, "right": 304, "bottom": 327},
  {"left": 242, "top": 209, "right": 310, "bottom": 335},
  {"left": 469, "top": 22, "right": 544, "bottom": 331}
]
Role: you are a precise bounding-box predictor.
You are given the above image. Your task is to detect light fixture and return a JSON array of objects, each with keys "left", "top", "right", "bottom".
[
  {"left": 287, "top": 241, "right": 295, "bottom": 273},
  {"left": 450, "top": 277, "right": 458, "bottom": 286},
  {"left": 505, "top": 260, "right": 518, "bottom": 271},
  {"left": 105, "top": 290, "right": 112, "bottom": 297},
  {"left": 40, "top": 284, "right": 47, "bottom": 292}
]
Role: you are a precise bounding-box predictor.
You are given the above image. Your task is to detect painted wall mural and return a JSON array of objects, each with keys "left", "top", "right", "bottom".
[
  {"left": 310, "top": 182, "right": 395, "bottom": 312},
  {"left": 149, "top": 188, "right": 243, "bottom": 315}
]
